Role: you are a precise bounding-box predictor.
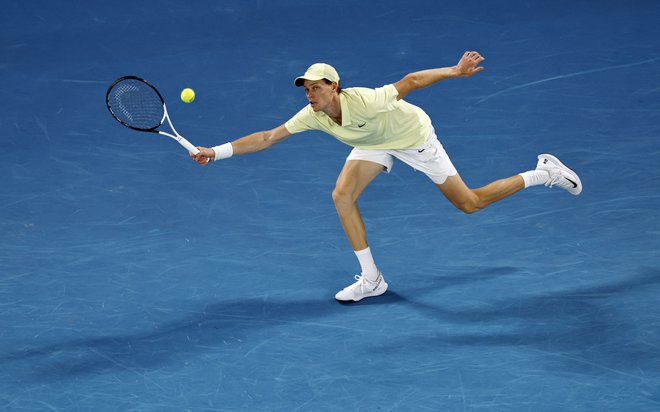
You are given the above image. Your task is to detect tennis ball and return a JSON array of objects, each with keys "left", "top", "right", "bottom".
[{"left": 180, "top": 88, "right": 195, "bottom": 103}]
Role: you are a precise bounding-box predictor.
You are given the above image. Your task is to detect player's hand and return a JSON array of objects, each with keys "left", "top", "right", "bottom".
[
  {"left": 191, "top": 147, "right": 215, "bottom": 166},
  {"left": 456, "top": 51, "right": 485, "bottom": 77}
]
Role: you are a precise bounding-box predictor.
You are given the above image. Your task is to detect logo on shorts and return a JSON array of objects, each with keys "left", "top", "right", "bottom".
[{"left": 418, "top": 149, "right": 425, "bottom": 153}]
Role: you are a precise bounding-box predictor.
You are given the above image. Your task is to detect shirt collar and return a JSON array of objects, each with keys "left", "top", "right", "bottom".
[{"left": 313, "top": 93, "right": 351, "bottom": 127}]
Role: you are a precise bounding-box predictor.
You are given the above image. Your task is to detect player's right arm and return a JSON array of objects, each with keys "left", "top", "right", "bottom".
[
  {"left": 192, "top": 124, "right": 291, "bottom": 165},
  {"left": 231, "top": 124, "right": 292, "bottom": 154}
]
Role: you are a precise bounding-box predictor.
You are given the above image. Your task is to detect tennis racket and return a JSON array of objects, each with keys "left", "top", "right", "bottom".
[{"left": 106, "top": 75, "right": 199, "bottom": 155}]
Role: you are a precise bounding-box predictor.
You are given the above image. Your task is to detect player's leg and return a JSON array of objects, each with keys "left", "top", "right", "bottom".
[
  {"left": 392, "top": 131, "right": 581, "bottom": 213},
  {"left": 332, "top": 159, "right": 383, "bottom": 251},
  {"left": 389, "top": 135, "right": 527, "bottom": 213},
  {"left": 437, "top": 154, "right": 583, "bottom": 213},
  {"left": 436, "top": 173, "right": 525, "bottom": 214},
  {"left": 332, "top": 157, "right": 390, "bottom": 302}
]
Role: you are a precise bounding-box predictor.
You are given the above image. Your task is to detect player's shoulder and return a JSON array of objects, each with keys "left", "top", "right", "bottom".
[
  {"left": 288, "top": 103, "right": 318, "bottom": 124},
  {"left": 343, "top": 86, "right": 377, "bottom": 95},
  {"left": 342, "top": 85, "right": 385, "bottom": 100},
  {"left": 343, "top": 84, "right": 396, "bottom": 95},
  {"left": 291, "top": 103, "right": 314, "bottom": 117},
  {"left": 343, "top": 84, "right": 398, "bottom": 106}
]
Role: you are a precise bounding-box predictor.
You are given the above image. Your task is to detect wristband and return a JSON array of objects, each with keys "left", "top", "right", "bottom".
[{"left": 212, "top": 143, "right": 233, "bottom": 161}]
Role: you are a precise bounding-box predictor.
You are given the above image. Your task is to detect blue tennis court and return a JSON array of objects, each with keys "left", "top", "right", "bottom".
[{"left": 2, "top": 1, "right": 659, "bottom": 410}]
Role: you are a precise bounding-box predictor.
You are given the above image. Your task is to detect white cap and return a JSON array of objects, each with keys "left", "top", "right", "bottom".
[{"left": 294, "top": 63, "right": 340, "bottom": 87}]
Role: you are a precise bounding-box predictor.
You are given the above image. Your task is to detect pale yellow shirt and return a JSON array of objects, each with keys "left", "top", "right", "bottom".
[{"left": 284, "top": 84, "right": 432, "bottom": 150}]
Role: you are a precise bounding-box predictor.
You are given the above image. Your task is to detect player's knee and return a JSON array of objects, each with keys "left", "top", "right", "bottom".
[
  {"left": 332, "top": 187, "right": 354, "bottom": 210},
  {"left": 454, "top": 198, "right": 480, "bottom": 214},
  {"left": 460, "top": 204, "right": 479, "bottom": 214}
]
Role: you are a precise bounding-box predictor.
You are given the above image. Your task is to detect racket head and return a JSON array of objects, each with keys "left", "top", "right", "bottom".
[{"left": 106, "top": 76, "right": 166, "bottom": 131}]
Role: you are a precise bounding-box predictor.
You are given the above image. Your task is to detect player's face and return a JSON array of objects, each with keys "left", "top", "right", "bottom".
[{"left": 303, "top": 80, "right": 337, "bottom": 112}]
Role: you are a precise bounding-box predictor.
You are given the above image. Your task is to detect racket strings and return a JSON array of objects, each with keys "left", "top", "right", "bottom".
[{"left": 108, "top": 79, "right": 164, "bottom": 130}]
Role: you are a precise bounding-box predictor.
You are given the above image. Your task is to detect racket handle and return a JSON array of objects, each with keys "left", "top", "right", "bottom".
[
  {"left": 178, "top": 137, "right": 200, "bottom": 155},
  {"left": 159, "top": 132, "right": 199, "bottom": 155},
  {"left": 158, "top": 131, "right": 200, "bottom": 155}
]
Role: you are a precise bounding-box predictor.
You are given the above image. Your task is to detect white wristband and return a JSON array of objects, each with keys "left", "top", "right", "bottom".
[{"left": 212, "top": 143, "right": 233, "bottom": 161}]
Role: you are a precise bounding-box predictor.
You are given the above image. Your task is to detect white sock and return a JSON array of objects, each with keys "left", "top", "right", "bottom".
[
  {"left": 355, "top": 247, "right": 379, "bottom": 282},
  {"left": 519, "top": 170, "right": 549, "bottom": 188}
]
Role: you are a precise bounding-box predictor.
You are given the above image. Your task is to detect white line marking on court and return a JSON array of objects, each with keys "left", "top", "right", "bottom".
[{"left": 478, "top": 57, "right": 660, "bottom": 104}]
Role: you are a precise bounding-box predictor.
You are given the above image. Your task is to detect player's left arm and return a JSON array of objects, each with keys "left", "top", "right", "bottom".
[{"left": 393, "top": 51, "right": 485, "bottom": 100}]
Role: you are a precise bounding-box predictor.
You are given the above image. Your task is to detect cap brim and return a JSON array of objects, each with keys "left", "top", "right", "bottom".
[{"left": 294, "top": 75, "right": 325, "bottom": 87}]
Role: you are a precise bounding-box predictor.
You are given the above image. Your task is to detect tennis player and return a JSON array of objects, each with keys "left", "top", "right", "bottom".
[{"left": 191, "top": 51, "right": 582, "bottom": 302}]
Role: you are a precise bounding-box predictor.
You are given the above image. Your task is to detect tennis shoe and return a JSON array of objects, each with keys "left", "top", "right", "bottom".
[
  {"left": 536, "top": 154, "right": 582, "bottom": 195},
  {"left": 335, "top": 271, "right": 388, "bottom": 302}
]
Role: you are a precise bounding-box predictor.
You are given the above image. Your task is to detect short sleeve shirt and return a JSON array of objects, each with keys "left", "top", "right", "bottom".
[{"left": 284, "top": 84, "right": 432, "bottom": 150}]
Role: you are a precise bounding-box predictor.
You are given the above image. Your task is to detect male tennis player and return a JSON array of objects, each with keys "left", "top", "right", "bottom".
[{"left": 191, "top": 51, "right": 582, "bottom": 302}]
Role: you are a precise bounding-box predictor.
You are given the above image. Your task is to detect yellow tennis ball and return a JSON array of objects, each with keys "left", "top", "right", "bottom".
[{"left": 180, "top": 88, "right": 195, "bottom": 103}]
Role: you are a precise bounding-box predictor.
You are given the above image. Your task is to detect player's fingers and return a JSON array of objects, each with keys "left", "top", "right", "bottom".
[{"left": 192, "top": 147, "right": 204, "bottom": 159}]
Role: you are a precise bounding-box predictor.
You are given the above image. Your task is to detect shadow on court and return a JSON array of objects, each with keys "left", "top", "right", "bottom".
[
  {"left": 380, "top": 267, "right": 660, "bottom": 376},
  {"left": 1, "top": 265, "right": 520, "bottom": 380},
  {"left": 9, "top": 267, "right": 658, "bottom": 385},
  {"left": 4, "top": 296, "right": 337, "bottom": 380}
]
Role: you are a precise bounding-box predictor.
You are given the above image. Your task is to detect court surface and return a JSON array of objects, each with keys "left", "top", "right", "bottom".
[{"left": 2, "top": 1, "right": 659, "bottom": 411}]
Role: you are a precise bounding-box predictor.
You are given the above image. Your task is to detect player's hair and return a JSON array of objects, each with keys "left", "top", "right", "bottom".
[{"left": 323, "top": 79, "right": 342, "bottom": 94}]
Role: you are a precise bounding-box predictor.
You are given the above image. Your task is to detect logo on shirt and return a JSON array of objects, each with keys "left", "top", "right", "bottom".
[{"left": 357, "top": 122, "right": 366, "bottom": 128}]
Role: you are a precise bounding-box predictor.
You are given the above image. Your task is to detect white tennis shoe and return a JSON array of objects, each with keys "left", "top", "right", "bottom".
[
  {"left": 335, "top": 271, "right": 388, "bottom": 302},
  {"left": 536, "top": 154, "right": 582, "bottom": 195}
]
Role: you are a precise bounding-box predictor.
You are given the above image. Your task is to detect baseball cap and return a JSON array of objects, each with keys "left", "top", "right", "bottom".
[{"left": 294, "top": 63, "right": 340, "bottom": 87}]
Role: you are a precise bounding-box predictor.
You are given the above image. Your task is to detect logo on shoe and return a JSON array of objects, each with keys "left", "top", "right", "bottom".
[
  {"left": 370, "top": 275, "right": 382, "bottom": 291},
  {"left": 565, "top": 177, "right": 578, "bottom": 188}
]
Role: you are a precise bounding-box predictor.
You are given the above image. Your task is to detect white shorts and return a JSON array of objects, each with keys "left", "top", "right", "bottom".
[{"left": 345, "top": 127, "right": 458, "bottom": 184}]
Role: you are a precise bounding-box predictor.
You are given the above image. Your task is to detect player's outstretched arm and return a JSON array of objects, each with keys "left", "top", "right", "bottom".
[
  {"left": 191, "top": 124, "right": 291, "bottom": 165},
  {"left": 393, "top": 51, "right": 485, "bottom": 100}
]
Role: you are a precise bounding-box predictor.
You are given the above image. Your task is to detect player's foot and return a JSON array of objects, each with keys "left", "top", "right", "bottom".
[
  {"left": 536, "top": 154, "right": 582, "bottom": 195},
  {"left": 335, "top": 271, "right": 388, "bottom": 302}
]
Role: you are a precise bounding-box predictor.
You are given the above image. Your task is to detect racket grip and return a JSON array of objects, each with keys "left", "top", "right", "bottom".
[{"left": 177, "top": 136, "right": 200, "bottom": 155}]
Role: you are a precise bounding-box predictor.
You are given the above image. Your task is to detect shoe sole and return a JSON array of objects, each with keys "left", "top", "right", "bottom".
[{"left": 538, "top": 153, "right": 582, "bottom": 195}]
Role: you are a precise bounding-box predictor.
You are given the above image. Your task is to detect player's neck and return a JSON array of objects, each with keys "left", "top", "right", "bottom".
[{"left": 324, "top": 94, "right": 342, "bottom": 125}]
